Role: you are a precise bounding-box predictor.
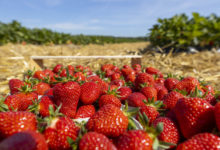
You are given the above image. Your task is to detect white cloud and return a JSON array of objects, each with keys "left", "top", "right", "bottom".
[{"left": 46, "top": 22, "right": 103, "bottom": 30}]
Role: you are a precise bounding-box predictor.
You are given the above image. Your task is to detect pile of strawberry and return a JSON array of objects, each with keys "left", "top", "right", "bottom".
[{"left": 0, "top": 63, "right": 220, "bottom": 150}]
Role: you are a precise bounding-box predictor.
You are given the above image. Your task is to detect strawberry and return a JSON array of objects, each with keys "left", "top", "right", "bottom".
[
  {"left": 145, "top": 67, "right": 163, "bottom": 78},
  {"left": 127, "top": 92, "right": 146, "bottom": 107},
  {"left": 75, "top": 65, "right": 84, "bottom": 72},
  {"left": 115, "top": 130, "right": 153, "bottom": 150},
  {"left": 87, "top": 104, "right": 128, "bottom": 137},
  {"left": 74, "top": 72, "right": 86, "bottom": 81},
  {"left": 53, "top": 81, "right": 81, "bottom": 118},
  {"left": 214, "top": 102, "right": 220, "bottom": 131},
  {"left": 33, "top": 70, "right": 47, "bottom": 80},
  {"left": 153, "top": 117, "right": 180, "bottom": 147},
  {"left": 105, "top": 69, "right": 114, "bottom": 77},
  {"left": 164, "top": 78, "right": 179, "bottom": 91},
  {"left": 60, "top": 69, "right": 74, "bottom": 77},
  {"left": 14, "top": 86, "right": 38, "bottom": 111},
  {"left": 0, "top": 111, "right": 37, "bottom": 138},
  {"left": 155, "top": 77, "right": 165, "bottom": 85},
  {"left": 174, "top": 97, "right": 215, "bottom": 138},
  {"left": 141, "top": 86, "right": 157, "bottom": 101},
  {"left": 125, "top": 74, "right": 136, "bottom": 82},
  {"left": 44, "top": 117, "right": 79, "bottom": 150},
  {"left": 44, "top": 88, "right": 54, "bottom": 96},
  {"left": 67, "top": 65, "right": 75, "bottom": 72},
  {"left": 99, "top": 94, "right": 121, "bottom": 108},
  {"left": 86, "top": 75, "right": 102, "bottom": 83},
  {"left": 162, "top": 91, "right": 184, "bottom": 109},
  {"left": 33, "top": 82, "right": 51, "bottom": 95},
  {"left": 9, "top": 79, "right": 24, "bottom": 95},
  {"left": 4, "top": 95, "right": 20, "bottom": 111},
  {"left": 111, "top": 72, "right": 121, "bottom": 81},
  {"left": 0, "top": 131, "right": 48, "bottom": 150},
  {"left": 79, "top": 132, "right": 117, "bottom": 150},
  {"left": 75, "top": 105, "right": 95, "bottom": 119},
  {"left": 176, "top": 133, "right": 220, "bottom": 150},
  {"left": 157, "top": 87, "right": 168, "bottom": 100},
  {"left": 110, "top": 79, "right": 125, "bottom": 87},
  {"left": 121, "top": 68, "right": 135, "bottom": 77},
  {"left": 117, "top": 86, "right": 132, "bottom": 102},
  {"left": 101, "top": 64, "right": 114, "bottom": 72},
  {"left": 28, "top": 95, "right": 55, "bottom": 117},
  {"left": 53, "top": 64, "right": 63, "bottom": 73},
  {"left": 137, "top": 105, "right": 159, "bottom": 125},
  {"left": 132, "top": 64, "right": 142, "bottom": 74},
  {"left": 174, "top": 77, "right": 200, "bottom": 94},
  {"left": 135, "top": 73, "right": 154, "bottom": 89},
  {"left": 80, "top": 82, "right": 101, "bottom": 105}
]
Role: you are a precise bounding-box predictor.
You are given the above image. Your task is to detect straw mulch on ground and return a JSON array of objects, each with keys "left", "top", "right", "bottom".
[{"left": 0, "top": 42, "right": 220, "bottom": 95}]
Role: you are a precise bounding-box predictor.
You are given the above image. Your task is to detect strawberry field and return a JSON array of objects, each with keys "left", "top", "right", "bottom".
[{"left": 0, "top": 12, "right": 220, "bottom": 150}]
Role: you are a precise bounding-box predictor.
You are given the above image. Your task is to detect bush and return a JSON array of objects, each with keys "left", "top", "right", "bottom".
[{"left": 149, "top": 13, "right": 220, "bottom": 52}]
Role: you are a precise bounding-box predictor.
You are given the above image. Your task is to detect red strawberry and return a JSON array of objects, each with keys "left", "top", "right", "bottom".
[
  {"left": 115, "top": 130, "right": 153, "bottom": 150},
  {"left": 141, "top": 86, "right": 157, "bottom": 101},
  {"left": 202, "top": 85, "right": 215, "bottom": 95},
  {"left": 101, "top": 64, "right": 114, "bottom": 72},
  {"left": 164, "top": 78, "right": 179, "bottom": 91},
  {"left": 176, "top": 133, "right": 220, "bottom": 150},
  {"left": 121, "top": 68, "right": 135, "bottom": 77},
  {"left": 145, "top": 67, "right": 163, "bottom": 78},
  {"left": 125, "top": 74, "right": 136, "bottom": 82},
  {"left": 153, "top": 117, "right": 180, "bottom": 147},
  {"left": 135, "top": 73, "right": 154, "bottom": 89},
  {"left": 0, "top": 111, "right": 37, "bottom": 138},
  {"left": 155, "top": 78, "right": 165, "bottom": 85},
  {"left": 79, "top": 132, "right": 117, "bottom": 150},
  {"left": 80, "top": 82, "right": 101, "bottom": 104},
  {"left": 137, "top": 105, "right": 159, "bottom": 125},
  {"left": 111, "top": 73, "right": 121, "bottom": 81},
  {"left": 60, "top": 69, "right": 74, "bottom": 77},
  {"left": 132, "top": 64, "right": 142, "bottom": 74},
  {"left": 110, "top": 79, "right": 125, "bottom": 87},
  {"left": 75, "top": 65, "right": 84, "bottom": 72},
  {"left": 67, "top": 65, "right": 75, "bottom": 72},
  {"left": 9, "top": 79, "right": 24, "bottom": 95},
  {"left": 53, "top": 64, "right": 63, "bottom": 73},
  {"left": 157, "top": 87, "right": 168, "bottom": 100},
  {"left": 74, "top": 72, "right": 86, "bottom": 81},
  {"left": 162, "top": 91, "right": 184, "bottom": 109},
  {"left": 127, "top": 92, "right": 146, "bottom": 107},
  {"left": 117, "top": 86, "right": 132, "bottom": 102},
  {"left": 44, "top": 117, "right": 79, "bottom": 150},
  {"left": 53, "top": 81, "right": 81, "bottom": 118},
  {"left": 175, "top": 77, "right": 200, "bottom": 94},
  {"left": 4, "top": 95, "right": 20, "bottom": 111},
  {"left": 99, "top": 94, "right": 121, "bottom": 108},
  {"left": 174, "top": 97, "right": 215, "bottom": 138},
  {"left": 15, "top": 91, "right": 38, "bottom": 111},
  {"left": 44, "top": 88, "right": 54, "bottom": 96},
  {"left": 33, "top": 82, "right": 51, "bottom": 95},
  {"left": 33, "top": 70, "right": 47, "bottom": 80},
  {"left": 0, "top": 131, "right": 48, "bottom": 150},
  {"left": 28, "top": 95, "right": 55, "bottom": 117},
  {"left": 214, "top": 102, "right": 220, "bottom": 131},
  {"left": 87, "top": 104, "right": 128, "bottom": 137},
  {"left": 86, "top": 75, "right": 102, "bottom": 83},
  {"left": 75, "top": 105, "right": 95, "bottom": 119}
]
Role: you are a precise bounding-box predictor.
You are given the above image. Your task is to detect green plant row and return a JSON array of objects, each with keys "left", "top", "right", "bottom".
[
  {"left": 149, "top": 13, "right": 220, "bottom": 52},
  {"left": 0, "top": 20, "right": 147, "bottom": 45}
]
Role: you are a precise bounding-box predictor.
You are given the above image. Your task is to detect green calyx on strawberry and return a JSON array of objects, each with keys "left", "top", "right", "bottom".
[
  {"left": 0, "top": 97, "right": 8, "bottom": 112},
  {"left": 18, "top": 84, "right": 36, "bottom": 94},
  {"left": 121, "top": 101, "right": 140, "bottom": 130},
  {"left": 137, "top": 112, "right": 176, "bottom": 149}
]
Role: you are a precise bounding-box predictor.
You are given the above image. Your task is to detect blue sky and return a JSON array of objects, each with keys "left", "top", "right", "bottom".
[{"left": 0, "top": 0, "right": 220, "bottom": 37}]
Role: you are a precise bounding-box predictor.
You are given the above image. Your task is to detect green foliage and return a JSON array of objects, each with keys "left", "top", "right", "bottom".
[
  {"left": 0, "top": 20, "right": 147, "bottom": 45},
  {"left": 149, "top": 13, "right": 220, "bottom": 52}
]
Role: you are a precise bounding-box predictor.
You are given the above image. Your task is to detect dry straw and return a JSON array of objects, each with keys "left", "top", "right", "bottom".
[{"left": 0, "top": 42, "right": 220, "bottom": 95}]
